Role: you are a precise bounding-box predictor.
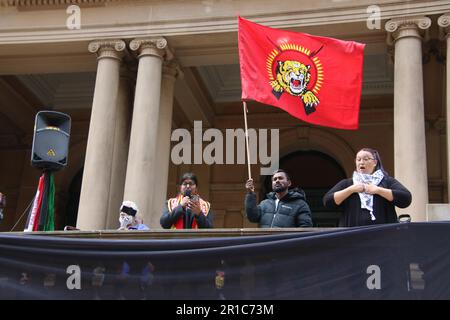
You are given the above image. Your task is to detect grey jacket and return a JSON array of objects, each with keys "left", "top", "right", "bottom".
[{"left": 245, "top": 188, "right": 313, "bottom": 228}]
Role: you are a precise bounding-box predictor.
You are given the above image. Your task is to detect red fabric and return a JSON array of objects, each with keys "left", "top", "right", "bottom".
[
  {"left": 173, "top": 213, "right": 198, "bottom": 229},
  {"left": 32, "top": 173, "right": 45, "bottom": 231},
  {"left": 168, "top": 195, "right": 211, "bottom": 229},
  {"left": 171, "top": 195, "right": 198, "bottom": 229},
  {"left": 238, "top": 16, "right": 365, "bottom": 130}
]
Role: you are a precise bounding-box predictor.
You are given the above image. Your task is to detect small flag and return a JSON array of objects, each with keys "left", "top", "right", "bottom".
[{"left": 24, "top": 172, "right": 56, "bottom": 232}]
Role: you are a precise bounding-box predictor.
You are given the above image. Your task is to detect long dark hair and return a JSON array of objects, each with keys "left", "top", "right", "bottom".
[
  {"left": 179, "top": 172, "right": 198, "bottom": 186},
  {"left": 359, "top": 148, "right": 388, "bottom": 175}
]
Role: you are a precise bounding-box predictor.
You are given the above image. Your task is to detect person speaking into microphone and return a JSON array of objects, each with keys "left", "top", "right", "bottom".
[{"left": 160, "top": 172, "right": 214, "bottom": 229}]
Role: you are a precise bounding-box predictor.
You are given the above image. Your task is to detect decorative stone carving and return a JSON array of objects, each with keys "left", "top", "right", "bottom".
[
  {"left": 162, "top": 60, "right": 183, "bottom": 80},
  {"left": 385, "top": 16, "right": 431, "bottom": 45},
  {"left": 438, "top": 13, "right": 450, "bottom": 40},
  {"left": 88, "top": 39, "right": 126, "bottom": 60},
  {"left": 129, "top": 37, "right": 170, "bottom": 59},
  {"left": 438, "top": 13, "right": 450, "bottom": 29}
]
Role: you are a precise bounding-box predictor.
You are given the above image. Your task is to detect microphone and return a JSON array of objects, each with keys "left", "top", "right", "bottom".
[{"left": 184, "top": 189, "right": 191, "bottom": 229}]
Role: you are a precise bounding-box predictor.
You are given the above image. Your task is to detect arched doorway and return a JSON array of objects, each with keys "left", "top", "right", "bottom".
[{"left": 262, "top": 150, "right": 346, "bottom": 227}]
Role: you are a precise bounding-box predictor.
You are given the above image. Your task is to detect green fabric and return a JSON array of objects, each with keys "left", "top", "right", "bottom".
[{"left": 44, "top": 173, "right": 55, "bottom": 231}]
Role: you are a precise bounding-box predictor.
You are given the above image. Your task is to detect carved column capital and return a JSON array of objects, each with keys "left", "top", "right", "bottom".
[
  {"left": 129, "top": 37, "right": 171, "bottom": 60},
  {"left": 385, "top": 16, "right": 431, "bottom": 45},
  {"left": 88, "top": 39, "right": 126, "bottom": 61},
  {"left": 438, "top": 13, "right": 450, "bottom": 40}
]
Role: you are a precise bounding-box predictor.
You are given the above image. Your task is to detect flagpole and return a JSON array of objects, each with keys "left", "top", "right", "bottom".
[{"left": 242, "top": 101, "right": 252, "bottom": 180}]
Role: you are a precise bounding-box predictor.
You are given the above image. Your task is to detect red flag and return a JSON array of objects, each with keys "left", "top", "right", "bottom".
[
  {"left": 238, "top": 17, "right": 365, "bottom": 130},
  {"left": 24, "top": 173, "right": 45, "bottom": 232}
]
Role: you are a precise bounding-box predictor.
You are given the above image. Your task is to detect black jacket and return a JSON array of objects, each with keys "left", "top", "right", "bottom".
[{"left": 245, "top": 188, "right": 313, "bottom": 228}]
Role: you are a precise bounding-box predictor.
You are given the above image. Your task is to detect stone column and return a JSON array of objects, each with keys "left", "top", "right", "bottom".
[
  {"left": 77, "top": 40, "right": 125, "bottom": 230},
  {"left": 105, "top": 67, "right": 134, "bottom": 229},
  {"left": 123, "top": 37, "right": 168, "bottom": 228},
  {"left": 151, "top": 61, "right": 181, "bottom": 228},
  {"left": 385, "top": 17, "right": 431, "bottom": 221},
  {"left": 438, "top": 13, "right": 450, "bottom": 203}
]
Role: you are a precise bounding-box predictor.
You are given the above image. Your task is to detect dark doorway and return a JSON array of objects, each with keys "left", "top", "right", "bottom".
[
  {"left": 262, "top": 150, "right": 346, "bottom": 227},
  {"left": 64, "top": 168, "right": 83, "bottom": 228}
]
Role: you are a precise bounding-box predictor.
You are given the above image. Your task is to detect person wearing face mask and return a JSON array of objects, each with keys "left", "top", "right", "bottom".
[
  {"left": 244, "top": 169, "right": 313, "bottom": 228},
  {"left": 323, "top": 148, "right": 412, "bottom": 227},
  {"left": 118, "top": 200, "right": 149, "bottom": 230},
  {"left": 160, "top": 172, "right": 213, "bottom": 229}
]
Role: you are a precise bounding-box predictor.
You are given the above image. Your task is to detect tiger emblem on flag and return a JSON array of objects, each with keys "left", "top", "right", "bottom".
[{"left": 270, "top": 60, "right": 320, "bottom": 115}]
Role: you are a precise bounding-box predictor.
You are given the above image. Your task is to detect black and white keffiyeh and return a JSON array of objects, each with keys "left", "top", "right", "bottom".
[{"left": 352, "top": 169, "right": 384, "bottom": 221}]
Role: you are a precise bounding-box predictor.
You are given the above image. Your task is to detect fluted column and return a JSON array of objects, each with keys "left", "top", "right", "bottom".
[
  {"left": 438, "top": 13, "right": 450, "bottom": 203},
  {"left": 150, "top": 61, "right": 182, "bottom": 228},
  {"left": 77, "top": 40, "right": 125, "bottom": 230},
  {"left": 105, "top": 67, "right": 134, "bottom": 229},
  {"left": 123, "top": 37, "right": 168, "bottom": 228},
  {"left": 385, "top": 17, "right": 431, "bottom": 221}
]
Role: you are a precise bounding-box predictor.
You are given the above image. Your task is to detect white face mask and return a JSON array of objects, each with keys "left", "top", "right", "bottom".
[{"left": 119, "top": 213, "right": 133, "bottom": 228}]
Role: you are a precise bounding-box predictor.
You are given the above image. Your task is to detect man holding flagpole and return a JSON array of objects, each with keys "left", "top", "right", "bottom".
[
  {"left": 244, "top": 169, "right": 312, "bottom": 228},
  {"left": 238, "top": 17, "right": 364, "bottom": 228}
]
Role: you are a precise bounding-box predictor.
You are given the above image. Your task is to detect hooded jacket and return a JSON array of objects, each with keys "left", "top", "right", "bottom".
[{"left": 245, "top": 188, "right": 313, "bottom": 228}]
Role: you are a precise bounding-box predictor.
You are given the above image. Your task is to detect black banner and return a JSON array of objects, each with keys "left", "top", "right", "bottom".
[{"left": 1, "top": 222, "right": 449, "bottom": 300}]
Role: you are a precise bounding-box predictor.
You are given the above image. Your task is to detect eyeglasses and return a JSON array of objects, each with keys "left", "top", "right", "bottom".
[
  {"left": 181, "top": 182, "right": 196, "bottom": 186},
  {"left": 355, "top": 157, "right": 375, "bottom": 162}
]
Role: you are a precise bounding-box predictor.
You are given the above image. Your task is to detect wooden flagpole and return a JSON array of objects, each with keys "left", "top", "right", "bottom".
[{"left": 242, "top": 101, "right": 252, "bottom": 180}]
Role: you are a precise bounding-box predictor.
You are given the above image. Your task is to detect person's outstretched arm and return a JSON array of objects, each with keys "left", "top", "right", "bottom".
[
  {"left": 245, "top": 192, "right": 262, "bottom": 223},
  {"left": 244, "top": 179, "right": 262, "bottom": 223}
]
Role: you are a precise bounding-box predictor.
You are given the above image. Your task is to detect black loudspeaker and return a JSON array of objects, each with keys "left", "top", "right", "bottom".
[{"left": 31, "top": 111, "right": 71, "bottom": 171}]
